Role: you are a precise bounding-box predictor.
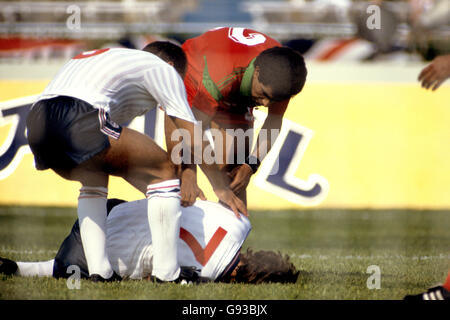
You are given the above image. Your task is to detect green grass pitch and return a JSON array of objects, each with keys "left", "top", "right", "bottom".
[{"left": 0, "top": 205, "right": 449, "bottom": 300}]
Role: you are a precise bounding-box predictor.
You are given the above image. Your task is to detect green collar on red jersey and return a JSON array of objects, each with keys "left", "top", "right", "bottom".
[{"left": 240, "top": 58, "right": 256, "bottom": 97}]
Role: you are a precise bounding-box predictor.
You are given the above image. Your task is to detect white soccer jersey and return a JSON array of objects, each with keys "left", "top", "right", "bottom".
[
  {"left": 106, "top": 200, "right": 251, "bottom": 280},
  {"left": 37, "top": 48, "right": 196, "bottom": 124}
]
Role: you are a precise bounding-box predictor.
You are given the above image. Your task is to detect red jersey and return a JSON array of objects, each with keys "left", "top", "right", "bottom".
[{"left": 182, "top": 27, "right": 281, "bottom": 124}]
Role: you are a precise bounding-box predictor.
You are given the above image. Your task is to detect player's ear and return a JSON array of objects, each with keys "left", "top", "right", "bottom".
[
  {"left": 167, "top": 61, "right": 175, "bottom": 67},
  {"left": 253, "top": 66, "right": 260, "bottom": 80},
  {"left": 251, "top": 67, "right": 261, "bottom": 95}
]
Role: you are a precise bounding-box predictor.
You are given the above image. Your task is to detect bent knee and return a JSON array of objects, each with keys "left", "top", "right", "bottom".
[
  {"left": 128, "top": 158, "right": 177, "bottom": 184},
  {"left": 156, "top": 160, "right": 177, "bottom": 180}
]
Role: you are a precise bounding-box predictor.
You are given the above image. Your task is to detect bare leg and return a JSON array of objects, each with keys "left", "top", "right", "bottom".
[
  {"left": 98, "top": 127, "right": 181, "bottom": 281},
  {"left": 54, "top": 165, "right": 111, "bottom": 278},
  {"left": 54, "top": 127, "right": 180, "bottom": 280}
]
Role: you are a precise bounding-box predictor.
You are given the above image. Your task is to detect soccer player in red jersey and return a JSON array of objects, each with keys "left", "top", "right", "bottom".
[{"left": 177, "top": 27, "right": 308, "bottom": 205}]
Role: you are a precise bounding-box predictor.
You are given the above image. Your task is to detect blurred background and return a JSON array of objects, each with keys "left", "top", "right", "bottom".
[
  {"left": 1, "top": 0, "right": 450, "bottom": 210},
  {"left": 0, "top": 0, "right": 448, "bottom": 62},
  {"left": 2, "top": 1, "right": 450, "bottom": 301}
]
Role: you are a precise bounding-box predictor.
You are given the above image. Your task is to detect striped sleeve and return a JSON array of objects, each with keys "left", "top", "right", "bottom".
[{"left": 143, "top": 65, "right": 197, "bottom": 123}]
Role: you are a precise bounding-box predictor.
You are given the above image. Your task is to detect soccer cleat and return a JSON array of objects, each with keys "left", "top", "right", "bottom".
[
  {"left": 404, "top": 286, "right": 450, "bottom": 301},
  {"left": 89, "top": 271, "right": 122, "bottom": 283},
  {"left": 0, "top": 257, "right": 18, "bottom": 276},
  {"left": 177, "top": 266, "right": 200, "bottom": 284},
  {"left": 149, "top": 266, "right": 202, "bottom": 284}
]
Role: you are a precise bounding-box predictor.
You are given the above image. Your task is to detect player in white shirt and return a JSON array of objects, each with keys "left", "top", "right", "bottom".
[
  {"left": 106, "top": 199, "right": 249, "bottom": 280},
  {"left": 25, "top": 42, "right": 247, "bottom": 283},
  {"left": 0, "top": 199, "right": 299, "bottom": 284}
]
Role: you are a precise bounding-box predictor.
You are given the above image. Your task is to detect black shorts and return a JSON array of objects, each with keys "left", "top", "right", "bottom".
[
  {"left": 26, "top": 96, "right": 122, "bottom": 171},
  {"left": 52, "top": 199, "right": 126, "bottom": 279}
]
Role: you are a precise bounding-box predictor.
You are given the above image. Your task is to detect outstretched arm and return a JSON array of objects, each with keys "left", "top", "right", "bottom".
[
  {"left": 168, "top": 115, "right": 248, "bottom": 218},
  {"left": 229, "top": 100, "right": 287, "bottom": 194},
  {"left": 418, "top": 54, "right": 450, "bottom": 91},
  {"left": 165, "top": 113, "right": 206, "bottom": 207}
]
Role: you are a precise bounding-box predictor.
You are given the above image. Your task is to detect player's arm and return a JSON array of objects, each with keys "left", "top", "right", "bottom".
[
  {"left": 164, "top": 103, "right": 218, "bottom": 208},
  {"left": 170, "top": 116, "right": 248, "bottom": 218},
  {"left": 418, "top": 54, "right": 450, "bottom": 91},
  {"left": 164, "top": 112, "right": 206, "bottom": 207},
  {"left": 141, "top": 66, "right": 209, "bottom": 207},
  {"left": 148, "top": 66, "right": 246, "bottom": 217},
  {"left": 186, "top": 106, "right": 247, "bottom": 206},
  {"left": 167, "top": 98, "right": 230, "bottom": 208},
  {"left": 229, "top": 100, "right": 287, "bottom": 194}
]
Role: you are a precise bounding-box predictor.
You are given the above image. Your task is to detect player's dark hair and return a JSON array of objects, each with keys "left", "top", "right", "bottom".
[
  {"left": 254, "top": 47, "right": 307, "bottom": 101},
  {"left": 142, "top": 41, "right": 187, "bottom": 77},
  {"left": 234, "top": 248, "right": 299, "bottom": 284}
]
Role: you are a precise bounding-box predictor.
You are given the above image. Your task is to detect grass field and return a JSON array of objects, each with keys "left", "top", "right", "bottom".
[{"left": 0, "top": 205, "right": 449, "bottom": 300}]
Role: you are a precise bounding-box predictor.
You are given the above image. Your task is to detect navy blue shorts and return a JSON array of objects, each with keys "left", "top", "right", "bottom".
[
  {"left": 26, "top": 96, "right": 122, "bottom": 171},
  {"left": 52, "top": 199, "right": 126, "bottom": 279}
]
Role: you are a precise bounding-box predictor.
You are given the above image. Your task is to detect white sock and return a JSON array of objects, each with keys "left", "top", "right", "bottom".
[
  {"left": 146, "top": 179, "right": 181, "bottom": 281},
  {"left": 78, "top": 186, "right": 113, "bottom": 279},
  {"left": 16, "top": 259, "right": 54, "bottom": 277}
]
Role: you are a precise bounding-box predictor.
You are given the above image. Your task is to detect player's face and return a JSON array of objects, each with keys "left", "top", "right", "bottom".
[
  {"left": 226, "top": 260, "right": 244, "bottom": 283},
  {"left": 251, "top": 69, "right": 274, "bottom": 108}
]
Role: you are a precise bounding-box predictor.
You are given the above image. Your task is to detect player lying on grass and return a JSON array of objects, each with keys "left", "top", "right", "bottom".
[
  {"left": 0, "top": 199, "right": 299, "bottom": 284},
  {"left": 26, "top": 40, "right": 246, "bottom": 283}
]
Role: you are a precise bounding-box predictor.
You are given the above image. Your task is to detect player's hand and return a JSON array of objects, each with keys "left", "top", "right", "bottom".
[
  {"left": 229, "top": 164, "right": 253, "bottom": 195},
  {"left": 418, "top": 55, "right": 450, "bottom": 91},
  {"left": 180, "top": 169, "right": 206, "bottom": 207},
  {"left": 214, "top": 188, "right": 248, "bottom": 218}
]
